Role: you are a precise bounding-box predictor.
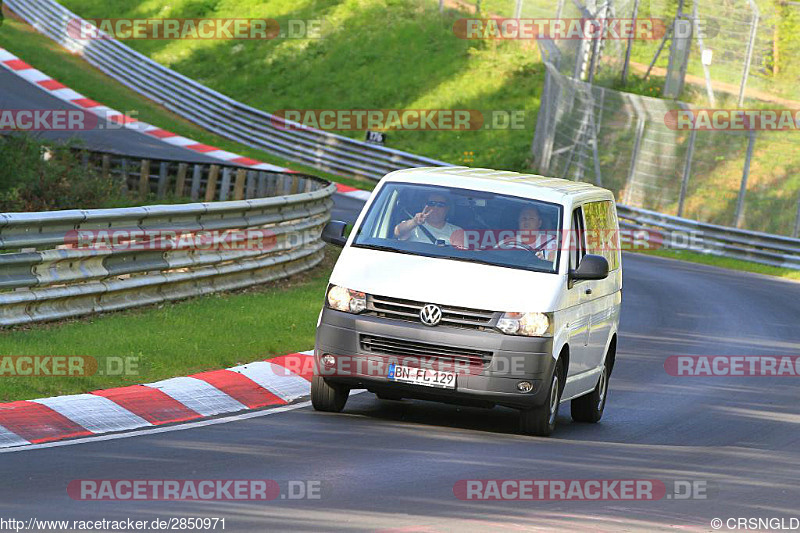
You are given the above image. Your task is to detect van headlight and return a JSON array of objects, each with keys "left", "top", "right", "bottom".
[
  {"left": 326, "top": 285, "right": 367, "bottom": 314},
  {"left": 496, "top": 312, "right": 552, "bottom": 337}
]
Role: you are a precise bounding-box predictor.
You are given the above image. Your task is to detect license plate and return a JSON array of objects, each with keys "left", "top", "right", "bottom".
[{"left": 387, "top": 364, "right": 456, "bottom": 389}]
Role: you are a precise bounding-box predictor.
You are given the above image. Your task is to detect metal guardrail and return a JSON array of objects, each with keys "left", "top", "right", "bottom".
[
  {"left": 0, "top": 151, "right": 336, "bottom": 326},
  {"left": 617, "top": 205, "right": 800, "bottom": 270},
  {"left": 6, "top": 0, "right": 451, "bottom": 181}
]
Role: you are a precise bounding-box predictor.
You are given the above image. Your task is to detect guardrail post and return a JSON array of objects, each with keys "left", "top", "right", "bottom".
[
  {"left": 175, "top": 163, "right": 188, "bottom": 197},
  {"left": 205, "top": 165, "right": 220, "bottom": 202},
  {"left": 735, "top": 129, "right": 756, "bottom": 229},
  {"left": 139, "top": 159, "right": 151, "bottom": 198},
  {"left": 677, "top": 127, "right": 696, "bottom": 217},
  {"left": 190, "top": 165, "right": 203, "bottom": 200},
  {"left": 233, "top": 168, "right": 247, "bottom": 200},
  {"left": 157, "top": 161, "right": 169, "bottom": 198}
]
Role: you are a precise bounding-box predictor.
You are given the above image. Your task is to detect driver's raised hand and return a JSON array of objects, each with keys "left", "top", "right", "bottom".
[{"left": 413, "top": 205, "right": 433, "bottom": 226}]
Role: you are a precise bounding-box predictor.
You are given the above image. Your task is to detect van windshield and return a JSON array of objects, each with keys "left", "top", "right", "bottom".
[{"left": 352, "top": 182, "right": 562, "bottom": 274}]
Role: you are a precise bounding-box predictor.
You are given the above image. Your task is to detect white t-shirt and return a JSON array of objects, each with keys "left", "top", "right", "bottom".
[{"left": 409, "top": 222, "right": 462, "bottom": 245}]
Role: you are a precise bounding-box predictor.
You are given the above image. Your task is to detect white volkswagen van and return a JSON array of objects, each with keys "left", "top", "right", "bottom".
[{"left": 313, "top": 167, "right": 621, "bottom": 436}]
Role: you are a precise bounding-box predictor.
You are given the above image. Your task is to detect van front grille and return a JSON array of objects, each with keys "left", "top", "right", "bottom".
[
  {"left": 360, "top": 334, "right": 492, "bottom": 367},
  {"left": 366, "top": 294, "right": 498, "bottom": 331}
]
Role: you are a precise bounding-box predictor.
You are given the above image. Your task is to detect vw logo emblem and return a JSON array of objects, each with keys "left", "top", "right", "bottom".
[{"left": 420, "top": 304, "right": 442, "bottom": 326}]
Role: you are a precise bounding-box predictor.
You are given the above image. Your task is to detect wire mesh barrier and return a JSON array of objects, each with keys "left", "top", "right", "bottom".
[
  {"left": 0, "top": 152, "right": 336, "bottom": 326},
  {"left": 532, "top": 61, "right": 800, "bottom": 238},
  {"left": 460, "top": 0, "right": 787, "bottom": 104}
]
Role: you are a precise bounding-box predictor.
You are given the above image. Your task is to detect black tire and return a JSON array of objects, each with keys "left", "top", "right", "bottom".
[
  {"left": 571, "top": 357, "right": 610, "bottom": 423},
  {"left": 311, "top": 374, "right": 349, "bottom": 412},
  {"left": 519, "top": 359, "right": 564, "bottom": 437}
]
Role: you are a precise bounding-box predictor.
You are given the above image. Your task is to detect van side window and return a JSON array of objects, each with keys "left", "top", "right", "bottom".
[
  {"left": 569, "top": 207, "right": 586, "bottom": 271},
  {"left": 583, "top": 200, "right": 620, "bottom": 271}
]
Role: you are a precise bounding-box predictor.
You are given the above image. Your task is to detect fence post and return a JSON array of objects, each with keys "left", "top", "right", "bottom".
[
  {"left": 156, "top": 161, "right": 169, "bottom": 198},
  {"left": 219, "top": 167, "right": 232, "bottom": 201},
  {"left": 205, "top": 165, "right": 220, "bottom": 202},
  {"left": 623, "top": 101, "right": 646, "bottom": 206},
  {"left": 246, "top": 170, "right": 257, "bottom": 199},
  {"left": 514, "top": 0, "right": 523, "bottom": 18},
  {"left": 621, "top": 0, "right": 639, "bottom": 85},
  {"left": 738, "top": 0, "right": 760, "bottom": 105},
  {"left": 174, "top": 163, "right": 188, "bottom": 197},
  {"left": 139, "top": 159, "right": 151, "bottom": 198},
  {"left": 677, "top": 126, "right": 696, "bottom": 217},
  {"left": 101, "top": 155, "right": 111, "bottom": 180},
  {"left": 734, "top": 129, "right": 757, "bottom": 229},
  {"left": 120, "top": 157, "right": 130, "bottom": 192},
  {"left": 190, "top": 165, "right": 203, "bottom": 200},
  {"left": 233, "top": 168, "right": 247, "bottom": 200},
  {"left": 794, "top": 193, "right": 800, "bottom": 238}
]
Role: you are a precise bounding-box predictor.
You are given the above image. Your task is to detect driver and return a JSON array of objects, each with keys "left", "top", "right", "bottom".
[
  {"left": 394, "top": 192, "right": 462, "bottom": 245},
  {"left": 498, "top": 206, "right": 557, "bottom": 261}
]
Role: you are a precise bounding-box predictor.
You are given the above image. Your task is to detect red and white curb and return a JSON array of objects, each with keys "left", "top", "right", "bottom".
[
  {"left": 0, "top": 351, "right": 315, "bottom": 449},
  {"left": 0, "top": 47, "right": 372, "bottom": 202}
]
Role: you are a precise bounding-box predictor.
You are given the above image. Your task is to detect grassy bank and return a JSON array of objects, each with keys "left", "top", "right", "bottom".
[{"left": 51, "top": 0, "right": 544, "bottom": 171}]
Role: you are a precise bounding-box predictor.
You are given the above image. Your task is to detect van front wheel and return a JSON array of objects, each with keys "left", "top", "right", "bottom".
[
  {"left": 311, "top": 375, "right": 349, "bottom": 412},
  {"left": 571, "top": 359, "right": 609, "bottom": 423},
  {"left": 519, "top": 359, "right": 563, "bottom": 437}
]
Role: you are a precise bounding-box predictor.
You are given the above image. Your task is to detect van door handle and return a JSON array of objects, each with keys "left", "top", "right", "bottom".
[{"left": 584, "top": 288, "right": 592, "bottom": 295}]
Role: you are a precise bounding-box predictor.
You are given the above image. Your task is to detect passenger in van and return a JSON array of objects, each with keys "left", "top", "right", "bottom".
[
  {"left": 393, "top": 192, "right": 463, "bottom": 245},
  {"left": 497, "top": 206, "right": 558, "bottom": 262}
]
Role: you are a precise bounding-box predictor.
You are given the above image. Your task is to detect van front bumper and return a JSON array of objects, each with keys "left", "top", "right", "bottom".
[{"left": 315, "top": 308, "right": 556, "bottom": 410}]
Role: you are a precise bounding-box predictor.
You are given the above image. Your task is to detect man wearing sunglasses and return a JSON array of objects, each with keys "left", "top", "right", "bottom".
[{"left": 394, "top": 192, "right": 462, "bottom": 245}]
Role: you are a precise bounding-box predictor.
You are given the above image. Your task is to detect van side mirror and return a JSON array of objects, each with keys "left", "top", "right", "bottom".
[
  {"left": 322, "top": 220, "right": 348, "bottom": 247},
  {"left": 569, "top": 254, "right": 609, "bottom": 281}
]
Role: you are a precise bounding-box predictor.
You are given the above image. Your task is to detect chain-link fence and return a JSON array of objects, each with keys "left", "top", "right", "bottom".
[
  {"left": 455, "top": 0, "right": 789, "bottom": 104},
  {"left": 531, "top": 61, "right": 800, "bottom": 237}
]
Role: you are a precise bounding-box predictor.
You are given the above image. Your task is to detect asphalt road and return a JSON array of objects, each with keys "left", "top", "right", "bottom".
[
  {"left": 0, "top": 67, "right": 222, "bottom": 163},
  {"left": 1, "top": 252, "right": 798, "bottom": 532},
  {"left": 3, "top": 56, "right": 800, "bottom": 532}
]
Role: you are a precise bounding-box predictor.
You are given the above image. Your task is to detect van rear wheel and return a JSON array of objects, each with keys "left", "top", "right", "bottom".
[
  {"left": 571, "top": 359, "right": 610, "bottom": 423},
  {"left": 519, "top": 359, "right": 563, "bottom": 437},
  {"left": 311, "top": 375, "right": 349, "bottom": 412}
]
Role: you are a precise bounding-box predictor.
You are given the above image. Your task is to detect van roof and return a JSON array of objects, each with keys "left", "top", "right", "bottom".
[{"left": 383, "top": 167, "right": 611, "bottom": 204}]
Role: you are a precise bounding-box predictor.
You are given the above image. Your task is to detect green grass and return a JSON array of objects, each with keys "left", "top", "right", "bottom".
[
  {"left": 0, "top": 14, "right": 374, "bottom": 192},
  {"left": 49, "top": 0, "right": 544, "bottom": 171},
  {"left": 0, "top": 247, "right": 339, "bottom": 402},
  {"left": 630, "top": 248, "right": 800, "bottom": 281}
]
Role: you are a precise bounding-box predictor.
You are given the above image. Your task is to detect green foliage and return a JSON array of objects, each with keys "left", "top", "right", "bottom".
[{"left": 0, "top": 134, "right": 126, "bottom": 212}]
